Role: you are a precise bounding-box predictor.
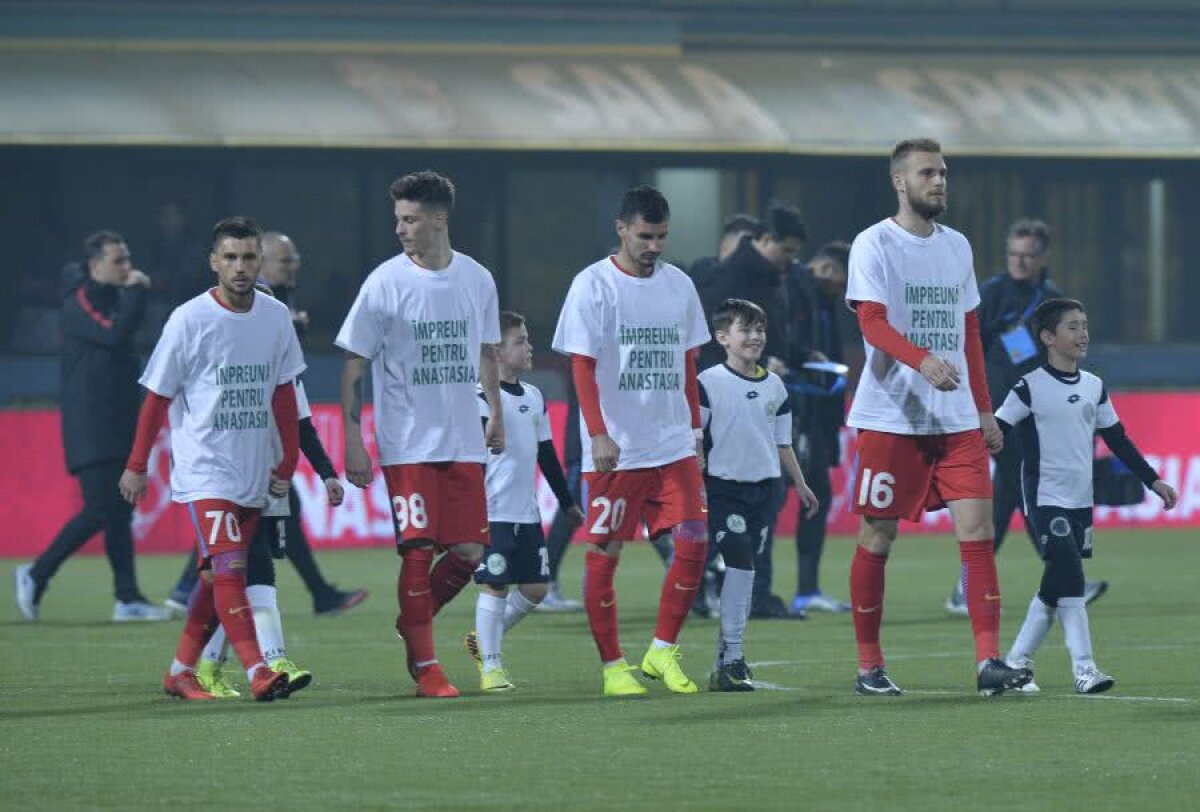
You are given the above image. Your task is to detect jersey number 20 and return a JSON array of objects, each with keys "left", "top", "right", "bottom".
[{"left": 590, "top": 496, "right": 627, "bottom": 535}]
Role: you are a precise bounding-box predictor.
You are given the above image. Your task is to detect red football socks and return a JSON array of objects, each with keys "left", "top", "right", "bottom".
[
  {"left": 430, "top": 551, "right": 477, "bottom": 615},
  {"left": 851, "top": 546, "right": 888, "bottom": 671},
  {"left": 212, "top": 572, "right": 266, "bottom": 669},
  {"left": 397, "top": 547, "right": 437, "bottom": 666},
  {"left": 653, "top": 537, "right": 706, "bottom": 644},
  {"left": 174, "top": 579, "right": 218, "bottom": 669},
  {"left": 584, "top": 550, "right": 622, "bottom": 662},
  {"left": 960, "top": 540, "right": 1001, "bottom": 662}
]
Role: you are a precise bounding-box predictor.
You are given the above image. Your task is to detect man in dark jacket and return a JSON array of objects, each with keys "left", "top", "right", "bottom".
[
  {"left": 944, "top": 219, "right": 1107, "bottom": 613},
  {"left": 14, "top": 231, "right": 169, "bottom": 621},
  {"left": 789, "top": 242, "right": 852, "bottom": 615},
  {"left": 690, "top": 214, "right": 764, "bottom": 370}
]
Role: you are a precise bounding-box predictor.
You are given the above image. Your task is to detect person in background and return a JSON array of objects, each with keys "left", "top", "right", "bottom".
[
  {"left": 14, "top": 231, "right": 170, "bottom": 622},
  {"left": 690, "top": 214, "right": 764, "bottom": 371},
  {"left": 790, "top": 241, "right": 853, "bottom": 615}
]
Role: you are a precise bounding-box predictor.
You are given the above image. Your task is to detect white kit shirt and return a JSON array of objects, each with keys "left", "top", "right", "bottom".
[
  {"left": 699, "top": 364, "right": 792, "bottom": 483},
  {"left": 335, "top": 250, "right": 500, "bottom": 466},
  {"left": 477, "top": 381, "right": 551, "bottom": 523},
  {"left": 845, "top": 218, "right": 982, "bottom": 435},
  {"left": 995, "top": 366, "right": 1119, "bottom": 510},
  {"left": 552, "top": 257, "right": 710, "bottom": 472},
  {"left": 140, "top": 290, "right": 306, "bottom": 507}
]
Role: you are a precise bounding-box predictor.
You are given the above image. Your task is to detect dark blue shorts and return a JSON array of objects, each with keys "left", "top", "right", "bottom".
[
  {"left": 1028, "top": 506, "right": 1094, "bottom": 560},
  {"left": 474, "top": 522, "right": 550, "bottom": 588},
  {"left": 705, "top": 477, "right": 777, "bottom": 553}
]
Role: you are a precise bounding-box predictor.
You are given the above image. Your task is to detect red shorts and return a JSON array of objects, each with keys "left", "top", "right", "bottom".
[
  {"left": 185, "top": 499, "right": 261, "bottom": 560},
  {"left": 851, "top": 429, "right": 992, "bottom": 522},
  {"left": 382, "top": 462, "right": 488, "bottom": 548},
  {"left": 582, "top": 456, "right": 707, "bottom": 544}
]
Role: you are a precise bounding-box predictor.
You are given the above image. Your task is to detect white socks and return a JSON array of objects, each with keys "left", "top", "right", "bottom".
[
  {"left": 201, "top": 628, "right": 229, "bottom": 665},
  {"left": 1008, "top": 593, "right": 1056, "bottom": 663},
  {"left": 475, "top": 593, "right": 507, "bottom": 670},
  {"left": 716, "top": 567, "right": 754, "bottom": 667},
  {"left": 246, "top": 585, "right": 286, "bottom": 664},
  {"left": 1057, "top": 596, "right": 1096, "bottom": 673},
  {"left": 503, "top": 590, "right": 539, "bottom": 632}
]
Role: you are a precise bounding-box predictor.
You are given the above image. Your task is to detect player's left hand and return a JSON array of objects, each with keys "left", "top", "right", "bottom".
[
  {"left": 979, "top": 412, "right": 1004, "bottom": 454},
  {"left": 1152, "top": 479, "right": 1178, "bottom": 510},
  {"left": 566, "top": 504, "right": 586, "bottom": 526},
  {"left": 269, "top": 472, "right": 290, "bottom": 498},
  {"left": 795, "top": 482, "right": 820, "bottom": 519},
  {"left": 324, "top": 477, "right": 345, "bottom": 507},
  {"left": 485, "top": 416, "right": 505, "bottom": 453},
  {"left": 118, "top": 469, "right": 147, "bottom": 504}
]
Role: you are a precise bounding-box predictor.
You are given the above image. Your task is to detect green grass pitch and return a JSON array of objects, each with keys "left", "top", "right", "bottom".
[{"left": 3, "top": 530, "right": 1199, "bottom": 811}]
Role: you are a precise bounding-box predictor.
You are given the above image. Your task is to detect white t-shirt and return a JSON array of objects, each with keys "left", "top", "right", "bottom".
[
  {"left": 552, "top": 257, "right": 710, "bottom": 472},
  {"left": 995, "top": 366, "right": 1119, "bottom": 510},
  {"left": 699, "top": 364, "right": 792, "bottom": 483},
  {"left": 845, "top": 218, "right": 982, "bottom": 435},
  {"left": 478, "top": 381, "right": 551, "bottom": 523},
  {"left": 335, "top": 251, "right": 500, "bottom": 466},
  {"left": 141, "top": 290, "right": 306, "bottom": 508}
]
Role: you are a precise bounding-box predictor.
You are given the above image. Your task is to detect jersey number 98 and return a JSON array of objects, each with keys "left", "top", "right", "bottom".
[{"left": 392, "top": 494, "right": 429, "bottom": 532}]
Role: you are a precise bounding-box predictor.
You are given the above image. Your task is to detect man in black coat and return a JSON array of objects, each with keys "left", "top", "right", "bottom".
[
  {"left": 944, "top": 219, "right": 1107, "bottom": 614},
  {"left": 14, "top": 231, "right": 169, "bottom": 621},
  {"left": 789, "top": 242, "right": 852, "bottom": 615}
]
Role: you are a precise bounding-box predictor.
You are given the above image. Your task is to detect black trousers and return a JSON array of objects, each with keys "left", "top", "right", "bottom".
[
  {"left": 173, "top": 488, "right": 336, "bottom": 605},
  {"left": 545, "top": 461, "right": 582, "bottom": 580},
  {"left": 32, "top": 459, "right": 141, "bottom": 602},
  {"left": 992, "top": 433, "right": 1037, "bottom": 552},
  {"left": 794, "top": 445, "right": 834, "bottom": 596}
]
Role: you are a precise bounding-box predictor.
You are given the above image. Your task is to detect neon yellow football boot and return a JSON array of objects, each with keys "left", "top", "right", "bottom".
[
  {"left": 268, "top": 657, "right": 313, "bottom": 697},
  {"left": 195, "top": 659, "right": 240, "bottom": 699},
  {"left": 641, "top": 643, "right": 699, "bottom": 694},
  {"left": 602, "top": 660, "right": 648, "bottom": 697},
  {"left": 480, "top": 667, "right": 515, "bottom": 693}
]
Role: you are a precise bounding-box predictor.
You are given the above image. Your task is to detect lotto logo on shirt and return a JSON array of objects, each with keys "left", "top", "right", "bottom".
[
  {"left": 904, "top": 283, "right": 961, "bottom": 352},
  {"left": 410, "top": 319, "right": 477, "bottom": 385},
  {"left": 212, "top": 363, "right": 273, "bottom": 431},
  {"left": 618, "top": 323, "right": 683, "bottom": 391}
]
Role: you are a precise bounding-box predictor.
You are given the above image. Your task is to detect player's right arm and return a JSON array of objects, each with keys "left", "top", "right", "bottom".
[
  {"left": 340, "top": 353, "right": 373, "bottom": 488},
  {"left": 553, "top": 269, "right": 620, "bottom": 471},
  {"left": 335, "top": 272, "right": 389, "bottom": 489},
  {"left": 120, "top": 308, "right": 187, "bottom": 503},
  {"left": 847, "top": 234, "right": 959, "bottom": 391}
]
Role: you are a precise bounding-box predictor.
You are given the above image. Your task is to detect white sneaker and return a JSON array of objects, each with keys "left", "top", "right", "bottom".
[
  {"left": 1074, "top": 665, "right": 1115, "bottom": 695},
  {"left": 113, "top": 600, "right": 173, "bottom": 622},
  {"left": 13, "top": 564, "right": 37, "bottom": 621},
  {"left": 944, "top": 589, "right": 970, "bottom": 617},
  {"left": 1006, "top": 657, "right": 1040, "bottom": 693},
  {"left": 536, "top": 582, "right": 583, "bottom": 613},
  {"left": 163, "top": 597, "right": 189, "bottom": 617},
  {"left": 802, "top": 593, "right": 851, "bottom": 613}
]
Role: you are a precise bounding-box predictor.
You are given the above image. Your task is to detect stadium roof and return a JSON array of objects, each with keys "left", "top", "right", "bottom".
[{"left": 4, "top": 41, "right": 1200, "bottom": 157}]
